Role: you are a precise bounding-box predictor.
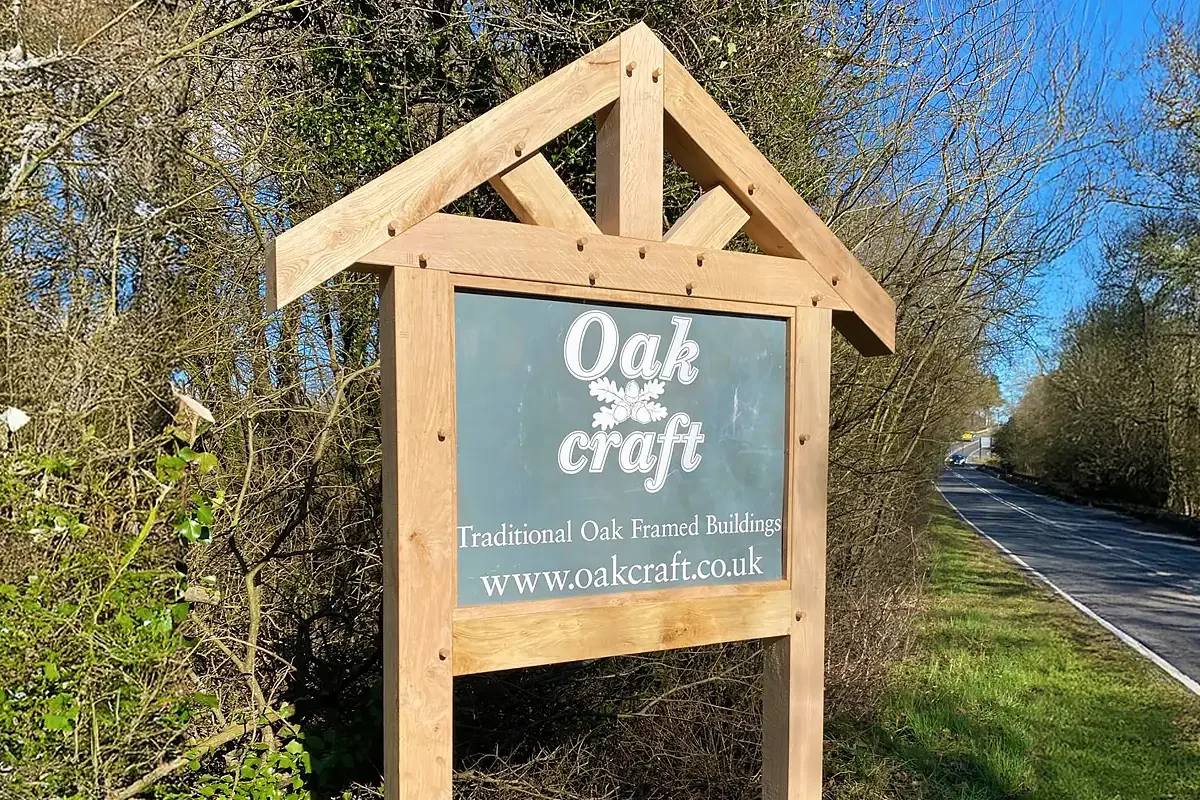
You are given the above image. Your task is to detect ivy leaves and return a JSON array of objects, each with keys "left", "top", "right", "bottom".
[{"left": 156, "top": 447, "right": 223, "bottom": 546}]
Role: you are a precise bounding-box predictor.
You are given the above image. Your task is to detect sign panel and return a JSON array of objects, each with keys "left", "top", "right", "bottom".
[{"left": 454, "top": 291, "right": 788, "bottom": 605}]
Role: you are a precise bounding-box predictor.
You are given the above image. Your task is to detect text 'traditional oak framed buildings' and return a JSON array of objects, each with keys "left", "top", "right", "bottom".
[{"left": 266, "top": 22, "right": 894, "bottom": 800}]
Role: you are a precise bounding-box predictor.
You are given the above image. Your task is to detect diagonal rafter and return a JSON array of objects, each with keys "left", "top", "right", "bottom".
[
  {"left": 661, "top": 50, "right": 895, "bottom": 355},
  {"left": 264, "top": 22, "right": 894, "bottom": 357},
  {"left": 664, "top": 186, "right": 749, "bottom": 249},
  {"left": 267, "top": 37, "right": 620, "bottom": 311},
  {"left": 490, "top": 154, "right": 599, "bottom": 235}
]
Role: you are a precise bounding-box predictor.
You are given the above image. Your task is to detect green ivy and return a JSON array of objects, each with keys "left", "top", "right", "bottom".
[
  {"left": 0, "top": 439, "right": 222, "bottom": 798},
  {"left": 157, "top": 735, "right": 314, "bottom": 800}
]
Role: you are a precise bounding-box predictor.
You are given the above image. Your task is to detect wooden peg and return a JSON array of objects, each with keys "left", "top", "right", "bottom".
[
  {"left": 685, "top": 283, "right": 694, "bottom": 296},
  {"left": 638, "top": 246, "right": 647, "bottom": 259},
  {"left": 747, "top": 182, "right": 757, "bottom": 196},
  {"left": 576, "top": 236, "right": 588, "bottom": 251},
  {"left": 797, "top": 433, "right": 810, "bottom": 445},
  {"left": 514, "top": 141, "right": 526, "bottom": 156},
  {"left": 387, "top": 221, "right": 398, "bottom": 236},
  {"left": 588, "top": 273, "right": 597, "bottom": 286},
  {"left": 696, "top": 252, "right": 706, "bottom": 267},
  {"left": 626, "top": 60, "right": 637, "bottom": 76},
  {"left": 418, "top": 253, "right": 428, "bottom": 268},
  {"left": 811, "top": 294, "right": 821, "bottom": 307},
  {"left": 651, "top": 67, "right": 661, "bottom": 83},
  {"left": 831, "top": 275, "right": 840, "bottom": 286}
]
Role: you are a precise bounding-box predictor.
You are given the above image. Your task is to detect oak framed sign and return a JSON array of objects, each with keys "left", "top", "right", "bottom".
[{"left": 266, "top": 22, "right": 894, "bottom": 800}]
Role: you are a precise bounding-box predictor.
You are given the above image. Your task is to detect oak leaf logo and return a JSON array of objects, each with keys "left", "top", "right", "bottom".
[{"left": 590, "top": 378, "right": 668, "bottom": 430}]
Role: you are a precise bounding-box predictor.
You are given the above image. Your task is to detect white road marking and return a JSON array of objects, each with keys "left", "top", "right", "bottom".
[
  {"left": 1118, "top": 526, "right": 1200, "bottom": 547},
  {"left": 937, "top": 476, "right": 1200, "bottom": 697},
  {"left": 953, "top": 471, "right": 1176, "bottom": 576},
  {"left": 980, "top": 474, "right": 1200, "bottom": 546}
]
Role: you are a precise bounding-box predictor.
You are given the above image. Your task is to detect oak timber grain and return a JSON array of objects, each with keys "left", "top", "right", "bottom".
[
  {"left": 763, "top": 308, "right": 831, "bottom": 800},
  {"left": 451, "top": 273, "right": 797, "bottom": 319},
  {"left": 453, "top": 583, "right": 792, "bottom": 675},
  {"left": 664, "top": 185, "right": 750, "bottom": 248},
  {"left": 596, "top": 23, "right": 664, "bottom": 239},
  {"left": 380, "top": 269, "right": 456, "bottom": 800},
  {"left": 490, "top": 154, "right": 600, "bottom": 234},
  {"left": 662, "top": 50, "right": 895, "bottom": 355},
  {"left": 267, "top": 38, "right": 620, "bottom": 311},
  {"left": 359, "top": 213, "right": 849, "bottom": 311}
]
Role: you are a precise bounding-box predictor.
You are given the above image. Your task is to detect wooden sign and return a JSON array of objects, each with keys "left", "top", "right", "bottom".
[
  {"left": 456, "top": 291, "right": 787, "bottom": 606},
  {"left": 264, "top": 22, "right": 895, "bottom": 800}
]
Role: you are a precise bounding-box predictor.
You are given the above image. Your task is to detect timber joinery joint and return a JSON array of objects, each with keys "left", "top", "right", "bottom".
[{"left": 263, "top": 21, "right": 895, "bottom": 800}]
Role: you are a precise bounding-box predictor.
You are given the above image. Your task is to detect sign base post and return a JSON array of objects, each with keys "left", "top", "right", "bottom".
[
  {"left": 764, "top": 309, "right": 832, "bottom": 799},
  {"left": 381, "top": 268, "right": 457, "bottom": 800}
]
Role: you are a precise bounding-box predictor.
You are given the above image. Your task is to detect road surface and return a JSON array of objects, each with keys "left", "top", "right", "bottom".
[
  {"left": 947, "top": 432, "right": 992, "bottom": 463},
  {"left": 937, "top": 466, "right": 1200, "bottom": 695}
]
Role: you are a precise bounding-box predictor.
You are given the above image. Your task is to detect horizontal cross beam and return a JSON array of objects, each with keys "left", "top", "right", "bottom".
[{"left": 357, "top": 213, "right": 849, "bottom": 311}]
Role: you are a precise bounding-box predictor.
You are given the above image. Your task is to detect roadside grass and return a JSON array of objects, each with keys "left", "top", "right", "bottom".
[{"left": 827, "top": 502, "right": 1200, "bottom": 799}]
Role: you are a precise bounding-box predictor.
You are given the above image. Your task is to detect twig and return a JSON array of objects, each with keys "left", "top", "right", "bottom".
[{"left": 110, "top": 707, "right": 292, "bottom": 800}]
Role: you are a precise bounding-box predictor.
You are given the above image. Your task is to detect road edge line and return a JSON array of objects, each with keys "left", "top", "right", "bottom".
[{"left": 936, "top": 485, "right": 1200, "bottom": 697}]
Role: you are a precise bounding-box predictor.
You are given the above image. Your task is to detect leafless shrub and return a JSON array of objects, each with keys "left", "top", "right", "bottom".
[{"left": 1, "top": 0, "right": 1106, "bottom": 796}]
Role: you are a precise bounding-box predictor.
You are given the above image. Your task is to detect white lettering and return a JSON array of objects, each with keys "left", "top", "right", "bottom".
[
  {"left": 557, "top": 431, "right": 589, "bottom": 473},
  {"left": 619, "top": 332, "right": 663, "bottom": 379},
  {"left": 619, "top": 431, "right": 657, "bottom": 473},
  {"left": 564, "top": 310, "right": 619, "bottom": 380},
  {"left": 660, "top": 316, "right": 700, "bottom": 384}
]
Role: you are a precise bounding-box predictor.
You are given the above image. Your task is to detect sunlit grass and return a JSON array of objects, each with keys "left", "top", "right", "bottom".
[{"left": 828, "top": 502, "right": 1200, "bottom": 799}]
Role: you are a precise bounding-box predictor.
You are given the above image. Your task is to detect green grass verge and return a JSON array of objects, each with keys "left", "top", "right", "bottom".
[{"left": 827, "top": 502, "right": 1200, "bottom": 799}]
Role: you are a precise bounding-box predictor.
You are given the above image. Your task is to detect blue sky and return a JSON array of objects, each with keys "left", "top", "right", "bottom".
[{"left": 996, "top": 0, "right": 1163, "bottom": 404}]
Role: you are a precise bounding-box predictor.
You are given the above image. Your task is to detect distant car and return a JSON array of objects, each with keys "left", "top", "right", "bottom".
[
  {"left": 949, "top": 454, "right": 967, "bottom": 464},
  {"left": 960, "top": 432, "right": 973, "bottom": 441}
]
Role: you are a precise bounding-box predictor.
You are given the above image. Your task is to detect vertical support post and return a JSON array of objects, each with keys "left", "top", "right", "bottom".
[
  {"left": 596, "top": 23, "right": 664, "bottom": 239},
  {"left": 763, "top": 308, "right": 832, "bottom": 800},
  {"left": 380, "top": 267, "right": 456, "bottom": 800}
]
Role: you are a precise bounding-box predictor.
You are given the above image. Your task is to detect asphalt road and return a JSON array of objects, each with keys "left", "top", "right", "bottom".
[{"left": 937, "top": 466, "right": 1200, "bottom": 695}]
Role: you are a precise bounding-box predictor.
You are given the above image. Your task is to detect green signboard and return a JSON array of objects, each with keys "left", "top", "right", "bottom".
[{"left": 455, "top": 291, "right": 788, "bottom": 605}]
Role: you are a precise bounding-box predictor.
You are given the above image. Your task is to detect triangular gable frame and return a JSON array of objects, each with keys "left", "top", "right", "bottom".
[
  {"left": 263, "top": 23, "right": 897, "bottom": 800},
  {"left": 266, "top": 23, "right": 895, "bottom": 356}
]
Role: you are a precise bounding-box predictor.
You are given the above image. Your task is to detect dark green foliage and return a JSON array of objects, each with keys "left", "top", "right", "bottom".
[
  {"left": 2, "top": 0, "right": 1105, "bottom": 796},
  {"left": 0, "top": 443, "right": 208, "bottom": 798}
]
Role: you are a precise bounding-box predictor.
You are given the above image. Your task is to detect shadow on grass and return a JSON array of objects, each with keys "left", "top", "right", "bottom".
[{"left": 824, "top": 506, "right": 1200, "bottom": 800}]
